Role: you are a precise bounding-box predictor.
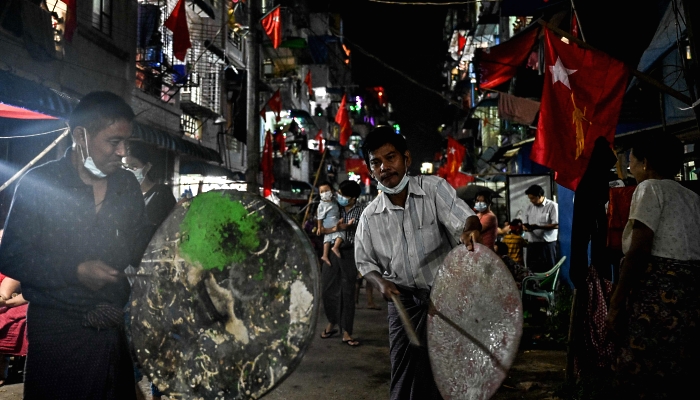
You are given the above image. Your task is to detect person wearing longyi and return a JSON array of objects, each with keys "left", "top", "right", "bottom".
[
  {"left": 0, "top": 92, "right": 152, "bottom": 399},
  {"left": 354, "top": 126, "right": 482, "bottom": 400}
]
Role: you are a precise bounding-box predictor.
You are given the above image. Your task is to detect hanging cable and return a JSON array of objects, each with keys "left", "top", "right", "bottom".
[{"left": 0, "top": 127, "right": 68, "bottom": 139}]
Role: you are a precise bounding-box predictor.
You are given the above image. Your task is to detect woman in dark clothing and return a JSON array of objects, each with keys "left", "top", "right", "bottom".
[{"left": 606, "top": 133, "right": 700, "bottom": 399}]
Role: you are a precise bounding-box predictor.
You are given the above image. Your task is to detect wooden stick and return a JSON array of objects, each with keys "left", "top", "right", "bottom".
[
  {"left": 301, "top": 148, "right": 327, "bottom": 227},
  {"left": 0, "top": 128, "right": 70, "bottom": 194},
  {"left": 538, "top": 20, "right": 694, "bottom": 106},
  {"left": 391, "top": 293, "right": 421, "bottom": 347}
]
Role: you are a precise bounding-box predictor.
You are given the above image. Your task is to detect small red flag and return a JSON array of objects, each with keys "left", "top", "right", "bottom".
[
  {"left": 476, "top": 27, "right": 539, "bottom": 89},
  {"left": 261, "top": 6, "right": 282, "bottom": 49},
  {"left": 260, "top": 90, "right": 282, "bottom": 122},
  {"left": 531, "top": 29, "right": 629, "bottom": 191},
  {"left": 164, "top": 0, "right": 192, "bottom": 61},
  {"left": 457, "top": 33, "right": 467, "bottom": 55},
  {"left": 571, "top": 14, "right": 579, "bottom": 39},
  {"left": 314, "top": 129, "right": 324, "bottom": 153},
  {"left": 275, "top": 132, "right": 286, "bottom": 154},
  {"left": 335, "top": 94, "right": 352, "bottom": 146},
  {"left": 60, "top": 0, "right": 77, "bottom": 42},
  {"left": 261, "top": 130, "right": 275, "bottom": 197},
  {"left": 304, "top": 71, "right": 313, "bottom": 97}
]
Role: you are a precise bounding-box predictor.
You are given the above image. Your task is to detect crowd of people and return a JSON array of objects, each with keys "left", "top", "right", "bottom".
[{"left": 0, "top": 90, "right": 696, "bottom": 400}]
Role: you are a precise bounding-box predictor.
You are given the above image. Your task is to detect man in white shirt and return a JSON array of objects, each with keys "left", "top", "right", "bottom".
[
  {"left": 355, "top": 126, "right": 482, "bottom": 400},
  {"left": 522, "top": 184, "right": 559, "bottom": 272}
]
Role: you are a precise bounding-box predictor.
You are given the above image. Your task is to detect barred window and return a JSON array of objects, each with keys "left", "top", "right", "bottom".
[{"left": 181, "top": 114, "right": 202, "bottom": 141}]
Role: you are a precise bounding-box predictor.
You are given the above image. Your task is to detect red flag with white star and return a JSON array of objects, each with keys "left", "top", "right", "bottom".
[
  {"left": 531, "top": 29, "right": 629, "bottom": 191},
  {"left": 164, "top": 0, "right": 192, "bottom": 61},
  {"left": 261, "top": 6, "right": 282, "bottom": 49},
  {"left": 446, "top": 136, "right": 466, "bottom": 176}
]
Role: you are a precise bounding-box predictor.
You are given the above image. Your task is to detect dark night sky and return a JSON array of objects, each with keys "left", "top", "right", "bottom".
[
  {"left": 308, "top": 0, "right": 670, "bottom": 168},
  {"left": 329, "top": 0, "right": 454, "bottom": 168}
]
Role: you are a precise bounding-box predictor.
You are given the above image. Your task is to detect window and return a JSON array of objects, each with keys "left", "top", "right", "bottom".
[
  {"left": 181, "top": 114, "right": 202, "bottom": 141},
  {"left": 92, "top": 0, "right": 112, "bottom": 35}
]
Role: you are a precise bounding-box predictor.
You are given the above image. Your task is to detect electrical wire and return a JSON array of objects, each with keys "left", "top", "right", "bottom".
[
  {"left": 0, "top": 127, "right": 68, "bottom": 139},
  {"left": 342, "top": 37, "right": 463, "bottom": 108}
]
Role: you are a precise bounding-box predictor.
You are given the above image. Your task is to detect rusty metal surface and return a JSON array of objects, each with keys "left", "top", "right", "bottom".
[
  {"left": 428, "top": 244, "right": 523, "bottom": 400},
  {"left": 129, "top": 190, "right": 319, "bottom": 399}
]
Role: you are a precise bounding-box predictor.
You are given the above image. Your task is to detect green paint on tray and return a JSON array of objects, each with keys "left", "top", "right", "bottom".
[{"left": 179, "top": 192, "right": 261, "bottom": 271}]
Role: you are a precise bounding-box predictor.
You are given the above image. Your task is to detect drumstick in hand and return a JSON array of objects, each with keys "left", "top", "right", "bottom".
[{"left": 390, "top": 293, "right": 421, "bottom": 347}]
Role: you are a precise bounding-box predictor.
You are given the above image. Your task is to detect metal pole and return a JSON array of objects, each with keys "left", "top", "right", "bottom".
[
  {"left": 245, "top": 0, "right": 261, "bottom": 193},
  {"left": 680, "top": 0, "right": 700, "bottom": 125}
]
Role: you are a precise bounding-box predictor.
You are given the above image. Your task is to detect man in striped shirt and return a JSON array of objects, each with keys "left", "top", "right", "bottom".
[{"left": 355, "top": 127, "right": 482, "bottom": 400}]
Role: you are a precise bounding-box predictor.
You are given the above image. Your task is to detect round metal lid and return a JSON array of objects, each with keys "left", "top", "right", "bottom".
[
  {"left": 428, "top": 243, "right": 523, "bottom": 400},
  {"left": 129, "top": 190, "right": 319, "bottom": 399}
]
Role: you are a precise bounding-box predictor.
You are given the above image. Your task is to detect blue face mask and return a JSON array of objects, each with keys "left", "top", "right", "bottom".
[
  {"left": 474, "top": 202, "right": 488, "bottom": 212},
  {"left": 337, "top": 194, "right": 350, "bottom": 207}
]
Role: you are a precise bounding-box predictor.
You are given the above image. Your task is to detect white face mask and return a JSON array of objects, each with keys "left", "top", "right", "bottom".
[
  {"left": 376, "top": 159, "right": 410, "bottom": 195},
  {"left": 130, "top": 167, "right": 145, "bottom": 184},
  {"left": 79, "top": 131, "right": 107, "bottom": 178},
  {"left": 320, "top": 191, "right": 333, "bottom": 201}
]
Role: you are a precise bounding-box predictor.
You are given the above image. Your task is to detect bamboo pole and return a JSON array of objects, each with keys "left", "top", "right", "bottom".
[
  {"left": 539, "top": 20, "right": 694, "bottom": 106},
  {"left": 301, "top": 149, "right": 327, "bottom": 227},
  {"left": 0, "top": 128, "right": 70, "bottom": 194}
]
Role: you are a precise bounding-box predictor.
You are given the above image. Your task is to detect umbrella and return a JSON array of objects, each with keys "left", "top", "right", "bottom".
[{"left": 456, "top": 184, "right": 502, "bottom": 203}]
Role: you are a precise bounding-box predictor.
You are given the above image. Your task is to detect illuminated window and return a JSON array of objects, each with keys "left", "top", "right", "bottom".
[
  {"left": 92, "top": 0, "right": 112, "bottom": 36},
  {"left": 181, "top": 114, "right": 202, "bottom": 140}
]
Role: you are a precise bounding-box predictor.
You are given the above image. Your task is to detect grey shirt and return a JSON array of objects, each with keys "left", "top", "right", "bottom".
[{"left": 355, "top": 175, "right": 474, "bottom": 290}]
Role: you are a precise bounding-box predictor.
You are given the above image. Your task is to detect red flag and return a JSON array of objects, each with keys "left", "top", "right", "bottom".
[
  {"left": 531, "top": 29, "right": 629, "bottom": 191},
  {"left": 60, "top": 0, "right": 77, "bottom": 42},
  {"left": 446, "top": 137, "right": 466, "bottom": 176},
  {"left": 260, "top": 90, "right": 282, "bottom": 122},
  {"left": 314, "top": 129, "right": 324, "bottom": 153},
  {"left": 571, "top": 14, "right": 579, "bottom": 38},
  {"left": 447, "top": 172, "right": 475, "bottom": 188},
  {"left": 261, "top": 130, "right": 274, "bottom": 197},
  {"left": 304, "top": 71, "right": 313, "bottom": 97},
  {"left": 335, "top": 94, "right": 352, "bottom": 146},
  {"left": 261, "top": 6, "right": 282, "bottom": 49},
  {"left": 476, "top": 27, "right": 539, "bottom": 89},
  {"left": 457, "top": 33, "right": 467, "bottom": 55},
  {"left": 275, "top": 132, "right": 286, "bottom": 153},
  {"left": 345, "top": 158, "right": 370, "bottom": 181},
  {"left": 164, "top": 0, "right": 192, "bottom": 61}
]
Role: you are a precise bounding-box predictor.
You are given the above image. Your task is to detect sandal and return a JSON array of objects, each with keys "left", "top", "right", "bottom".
[
  {"left": 320, "top": 328, "right": 338, "bottom": 339},
  {"left": 342, "top": 338, "right": 360, "bottom": 347}
]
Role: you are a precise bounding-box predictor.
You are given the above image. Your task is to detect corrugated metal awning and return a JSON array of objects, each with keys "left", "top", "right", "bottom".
[
  {"left": 0, "top": 70, "right": 77, "bottom": 119},
  {"left": 132, "top": 122, "right": 222, "bottom": 163}
]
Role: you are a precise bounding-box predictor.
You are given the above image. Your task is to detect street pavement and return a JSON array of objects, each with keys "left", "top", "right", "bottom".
[{"left": 0, "top": 286, "right": 566, "bottom": 399}]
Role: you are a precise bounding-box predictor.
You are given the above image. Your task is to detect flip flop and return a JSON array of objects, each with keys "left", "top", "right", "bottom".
[
  {"left": 342, "top": 339, "right": 360, "bottom": 347},
  {"left": 320, "top": 328, "right": 338, "bottom": 339}
]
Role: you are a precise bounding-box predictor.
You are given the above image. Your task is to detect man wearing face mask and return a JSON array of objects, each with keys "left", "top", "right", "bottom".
[
  {"left": 0, "top": 92, "right": 151, "bottom": 399},
  {"left": 123, "top": 142, "right": 177, "bottom": 232},
  {"left": 474, "top": 191, "right": 498, "bottom": 250},
  {"left": 355, "top": 126, "right": 482, "bottom": 400}
]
